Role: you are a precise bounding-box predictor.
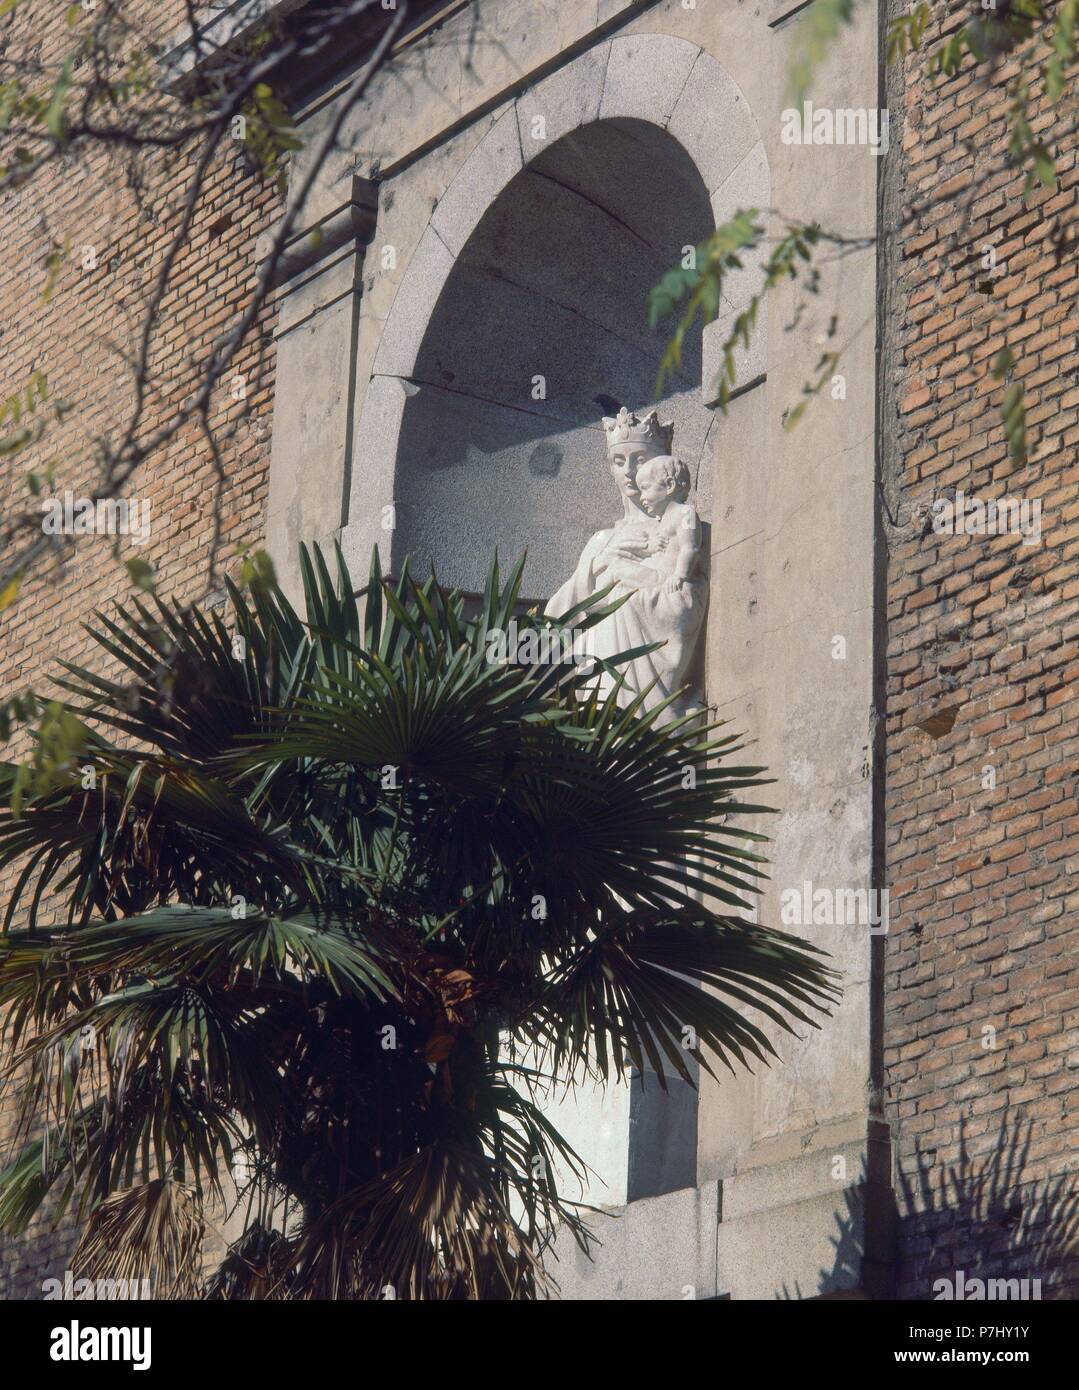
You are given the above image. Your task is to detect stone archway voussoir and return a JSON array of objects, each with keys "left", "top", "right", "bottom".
[
  {"left": 514, "top": 40, "right": 610, "bottom": 153},
  {"left": 371, "top": 223, "right": 456, "bottom": 379},
  {"left": 429, "top": 104, "right": 523, "bottom": 259},
  {"left": 668, "top": 49, "right": 761, "bottom": 200},
  {"left": 598, "top": 33, "right": 701, "bottom": 127}
]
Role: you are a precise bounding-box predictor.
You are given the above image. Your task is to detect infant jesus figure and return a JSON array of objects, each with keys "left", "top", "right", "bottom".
[{"left": 595, "top": 454, "right": 701, "bottom": 596}]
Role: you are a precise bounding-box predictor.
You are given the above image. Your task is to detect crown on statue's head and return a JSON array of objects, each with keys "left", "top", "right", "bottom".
[{"left": 602, "top": 406, "right": 673, "bottom": 454}]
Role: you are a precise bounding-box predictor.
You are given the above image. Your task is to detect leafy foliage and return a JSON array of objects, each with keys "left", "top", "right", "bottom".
[
  {"left": 888, "top": 0, "right": 1065, "bottom": 469},
  {"left": 0, "top": 371, "right": 53, "bottom": 460},
  {"left": 240, "top": 83, "right": 302, "bottom": 193},
  {"left": 1046, "top": 0, "right": 1079, "bottom": 100},
  {"left": 650, "top": 212, "right": 850, "bottom": 422},
  {"left": 0, "top": 0, "right": 342, "bottom": 610},
  {"left": 657, "top": 0, "right": 1079, "bottom": 464},
  {"left": 886, "top": 2, "right": 930, "bottom": 62},
  {"left": 0, "top": 690, "right": 39, "bottom": 743},
  {"left": 649, "top": 210, "right": 764, "bottom": 406},
  {"left": 788, "top": 0, "right": 857, "bottom": 104},
  {"left": 0, "top": 545, "right": 837, "bottom": 1298},
  {"left": 992, "top": 346, "right": 1027, "bottom": 468}
]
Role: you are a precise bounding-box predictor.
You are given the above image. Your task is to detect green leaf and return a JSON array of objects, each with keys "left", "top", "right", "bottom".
[
  {"left": 238, "top": 548, "right": 276, "bottom": 594},
  {"left": 126, "top": 557, "right": 156, "bottom": 592},
  {"left": 45, "top": 58, "right": 72, "bottom": 142},
  {"left": 0, "top": 572, "right": 21, "bottom": 612},
  {"left": 1001, "top": 380, "right": 1027, "bottom": 467},
  {"left": 782, "top": 401, "right": 809, "bottom": 432},
  {"left": 991, "top": 346, "right": 1015, "bottom": 380},
  {"left": 788, "top": 0, "right": 856, "bottom": 104},
  {"left": 1031, "top": 144, "right": 1057, "bottom": 188}
]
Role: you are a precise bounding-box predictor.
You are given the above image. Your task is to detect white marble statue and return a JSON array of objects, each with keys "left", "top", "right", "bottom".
[{"left": 547, "top": 407, "right": 708, "bottom": 721}]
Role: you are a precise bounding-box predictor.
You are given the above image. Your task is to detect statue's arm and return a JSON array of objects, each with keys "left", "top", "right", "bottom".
[
  {"left": 548, "top": 527, "right": 615, "bottom": 617},
  {"left": 674, "top": 505, "right": 702, "bottom": 581}
]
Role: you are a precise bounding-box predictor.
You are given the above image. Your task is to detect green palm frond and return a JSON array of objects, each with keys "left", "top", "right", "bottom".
[
  {"left": 0, "top": 542, "right": 838, "bottom": 1299},
  {"left": 0, "top": 906, "right": 397, "bottom": 1003},
  {"left": 534, "top": 912, "right": 838, "bottom": 1086}
]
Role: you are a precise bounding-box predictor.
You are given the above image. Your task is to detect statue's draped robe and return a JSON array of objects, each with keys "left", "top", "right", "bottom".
[{"left": 547, "top": 517, "right": 707, "bottom": 722}]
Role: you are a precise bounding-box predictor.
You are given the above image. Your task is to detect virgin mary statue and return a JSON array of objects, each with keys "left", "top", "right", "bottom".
[{"left": 547, "top": 407, "right": 708, "bottom": 723}]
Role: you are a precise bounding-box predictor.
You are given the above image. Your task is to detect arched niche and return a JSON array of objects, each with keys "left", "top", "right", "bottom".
[
  {"left": 342, "top": 34, "right": 769, "bottom": 612},
  {"left": 389, "top": 117, "right": 714, "bottom": 599}
]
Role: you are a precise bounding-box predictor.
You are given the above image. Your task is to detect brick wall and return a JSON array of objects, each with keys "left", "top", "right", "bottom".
[
  {"left": 0, "top": 3, "right": 278, "bottom": 1296},
  {"left": 2, "top": 0, "right": 1076, "bottom": 1302},
  {"left": 882, "top": 0, "right": 1079, "bottom": 1300}
]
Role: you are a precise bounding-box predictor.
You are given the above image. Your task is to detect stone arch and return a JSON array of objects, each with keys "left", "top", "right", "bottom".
[{"left": 342, "top": 33, "right": 769, "bottom": 598}]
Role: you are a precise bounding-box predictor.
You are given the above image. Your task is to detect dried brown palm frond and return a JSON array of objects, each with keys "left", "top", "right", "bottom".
[
  {"left": 72, "top": 1178, "right": 205, "bottom": 1300},
  {"left": 281, "top": 1141, "right": 571, "bottom": 1301}
]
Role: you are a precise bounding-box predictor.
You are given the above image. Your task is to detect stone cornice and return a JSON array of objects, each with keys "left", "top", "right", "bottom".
[
  {"left": 160, "top": 1, "right": 311, "bottom": 85},
  {"left": 258, "top": 175, "right": 380, "bottom": 287}
]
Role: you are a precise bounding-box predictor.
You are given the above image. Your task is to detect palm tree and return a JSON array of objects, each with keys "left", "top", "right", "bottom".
[{"left": 0, "top": 545, "right": 837, "bottom": 1299}]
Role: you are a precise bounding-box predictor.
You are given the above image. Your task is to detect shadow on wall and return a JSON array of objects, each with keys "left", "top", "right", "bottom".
[{"left": 779, "top": 1115, "right": 1079, "bottom": 1300}]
